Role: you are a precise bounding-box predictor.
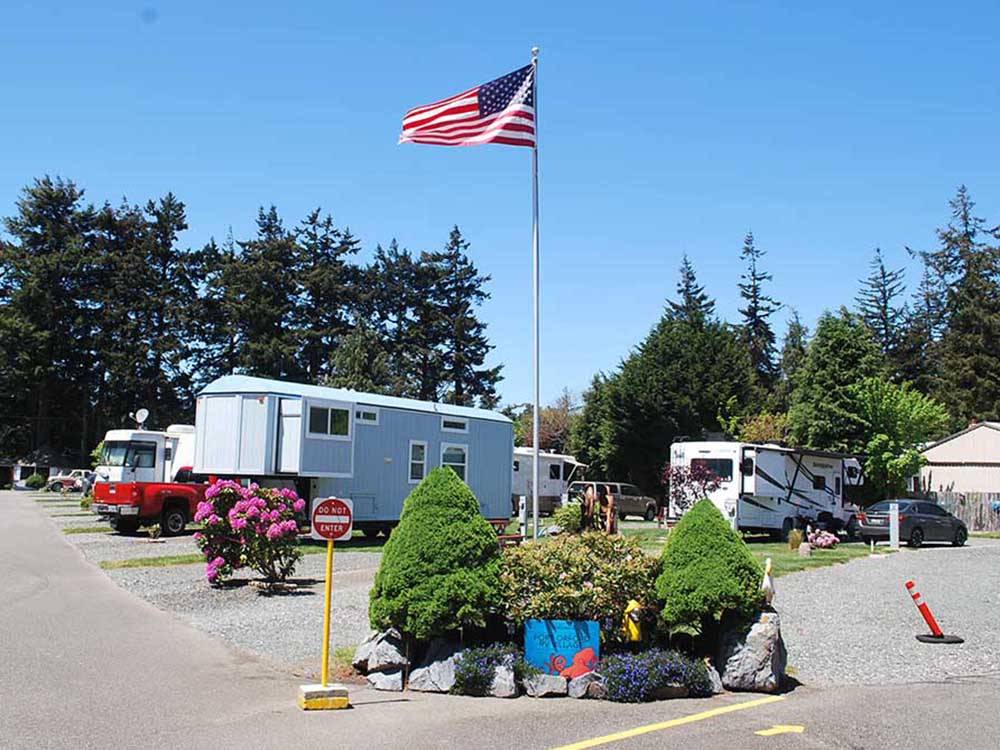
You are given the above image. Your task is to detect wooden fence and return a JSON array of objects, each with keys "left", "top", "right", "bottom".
[{"left": 933, "top": 492, "right": 1000, "bottom": 532}]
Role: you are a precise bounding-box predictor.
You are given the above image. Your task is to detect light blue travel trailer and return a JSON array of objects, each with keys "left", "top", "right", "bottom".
[{"left": 193, "top": 375, "right": 514, "bottom": 534}]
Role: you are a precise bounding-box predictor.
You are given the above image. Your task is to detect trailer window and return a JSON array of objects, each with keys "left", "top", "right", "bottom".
[
  {"left": 355, "top": 408, "right": 379, "bottom": 425},
  {"left": 441, "top": 443, "right": 468, "bottom": 481},
  {"left": 562, "top": 463, "right": 575, "bottom": 481},
  {"left": 549, "top": 464, "right": 561, "bottom": 480},
  {"left": 308, "top": 405, "right": 350, "bottom": 438},
  {"left": 812, "top": 475, "right": 826, "bottom": 490},
  {"left": 408, "top": 441, "right": 427, "bottom": 483},
  {"left": 690, "top": 458, "right": 733, "bottom": 482},
  {"left": 441, "top": 416, "right": 469, "bottom": 434}
]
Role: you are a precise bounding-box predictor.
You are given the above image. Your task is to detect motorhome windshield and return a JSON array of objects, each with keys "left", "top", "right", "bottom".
[{"left": 100, "top": 440, "right": 156, "bottom": 468}]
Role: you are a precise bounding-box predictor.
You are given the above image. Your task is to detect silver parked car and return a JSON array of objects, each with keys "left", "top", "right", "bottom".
[
  {"left": 857, "top": 499, "right": 968, "bottom": 548},
  {"left": 566, "top": 481, "right": 659, "bottom": 522}
]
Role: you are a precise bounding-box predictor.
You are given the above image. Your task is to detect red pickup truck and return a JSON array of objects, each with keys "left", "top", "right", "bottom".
[{"left": 92, "top": 474, "right": 208, "bottom": 535}]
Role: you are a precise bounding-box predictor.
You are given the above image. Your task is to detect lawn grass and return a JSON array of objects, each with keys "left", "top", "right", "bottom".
[
  {"left": 972, "top": 531, "right": 1000, "bottom": 539},
  {"left": 63, "top": 525, "right": 112, "bottom": 535},
  {"left": 97, "top": 533, "right": 385, "bottom": 570}
]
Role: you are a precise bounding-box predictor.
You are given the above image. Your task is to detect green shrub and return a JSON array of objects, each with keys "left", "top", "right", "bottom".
[
  {"left": 552, "top": 502, "right": 583, "bottom": 534},
  {"left": 79, "top": 494, "right": 92, "bottom": 510},
  {"left": 369, "top": 468, "right": 502, "bottom": 640},
  {"left": 25, "top": 473, "right": 46, "bottom": 490},
  {"left": 501, "top": 531, "right": 658, "bottom": 641},
  {"left": 655, "top": 499, "right": 763, "bottom": 636},
  {"left": 601, "top": 648, "right": 712, "bottom": 702}
]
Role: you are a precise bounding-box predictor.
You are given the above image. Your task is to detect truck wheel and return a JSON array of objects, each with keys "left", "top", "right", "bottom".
[{"left": 161, "top": 506, "right": 187, "bottom": 536}]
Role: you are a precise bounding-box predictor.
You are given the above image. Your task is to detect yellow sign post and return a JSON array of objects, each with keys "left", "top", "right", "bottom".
[{"left": 298, "top": 498, "right": 353, "bottom": 711}]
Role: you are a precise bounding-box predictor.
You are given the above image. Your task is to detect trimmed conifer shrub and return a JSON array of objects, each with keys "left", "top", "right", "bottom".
[
  {"left": 655, "top": 499, "right": 763, "bottom": 636},
  {"left": 369, "top": 467, "right": 502, "bottom": 641}
]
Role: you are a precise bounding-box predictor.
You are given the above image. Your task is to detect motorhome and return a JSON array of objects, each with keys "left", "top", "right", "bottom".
[
  {"left": 95, "top": 424, "right": 196, "bottom": 484},
  {"left": 510, "top": 447, "right": 586, "bottom": 515},
  {"left": 192, "top": 375, "right": 514, "bottom": 535},
  {"left": 669, "top": 441, "right": 864, "bottom": 538}
]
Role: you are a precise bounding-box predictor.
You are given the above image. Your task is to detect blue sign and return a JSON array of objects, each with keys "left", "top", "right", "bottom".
[{"left": 524, "top": 619, "right": 600, "bottom": 677}]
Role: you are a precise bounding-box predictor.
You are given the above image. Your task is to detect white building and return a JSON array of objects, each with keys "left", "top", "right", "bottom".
[{"left": 919, "top": 422, "right": 1000, "bottom": 494}]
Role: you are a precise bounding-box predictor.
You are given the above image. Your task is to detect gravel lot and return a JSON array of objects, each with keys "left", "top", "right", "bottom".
[{"left": 779, "top": 538, "right": 1000, "bottom": 685}]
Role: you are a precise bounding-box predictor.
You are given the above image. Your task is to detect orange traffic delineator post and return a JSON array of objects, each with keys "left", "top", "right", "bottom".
[{"left": 905, "top": 580, "right": 964, "bottom": 644}]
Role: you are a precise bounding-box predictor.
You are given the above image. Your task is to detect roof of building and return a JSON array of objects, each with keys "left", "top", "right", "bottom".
[
  {"left": 199, "top": 375, "right": 512, "bottom": 425},
  {"left": 921, "top": 421, "right": 1000, "bottom": 453}
]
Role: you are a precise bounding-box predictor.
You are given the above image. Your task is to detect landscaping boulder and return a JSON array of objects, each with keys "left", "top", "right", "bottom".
[
  {"left": 490, "top": 664, "right": 518, "bottom": 698},
  {"left": 798, "top": 542, "right": 812, "bottom": 557},
  {"left": 352, "top": 631, "right": 379, "bottom": 673},
  {"left": 366, "top": 628, "right": 408, "bottom": 673},
  {"left": 524, "top": 673, "right": 568, "bottom": 698},
  {"left": 568, "top": 672, "right": 604, "bottom": 699},
  {"left": 408, "top": 639, "right": 462, "bottom": 693},
  {"left": 717, "top": 610, "right": 787, "bottom": 693},
  {"left": 651, "top": 684, "right": 688, "bottom": 700},
  {"left": 367, "top": 669, "right": 404, "bottom": 692},
  {"left": 704, "top": 659, "right": 724, "bottom": 695},
  {"left": 585, "top": 680, "right": 608, "bottom": 700}
]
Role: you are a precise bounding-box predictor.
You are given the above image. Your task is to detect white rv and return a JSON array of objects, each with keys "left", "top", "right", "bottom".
[
  {"left": 669, "top": 441, "right": 864, "bottom": 538},
  {"left": 511, "top": 447, "right": 586, "bottom": 515},
  {"left": 95, "top": 424, "right": 196, "bottom": 484}
]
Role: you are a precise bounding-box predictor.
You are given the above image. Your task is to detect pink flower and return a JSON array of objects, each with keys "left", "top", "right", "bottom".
[
  {"left": 292, "top": 498, "right": 306, "bottom": 513},
  {"left": 266, "top": 524, "right": 283, "bottom": 541}
]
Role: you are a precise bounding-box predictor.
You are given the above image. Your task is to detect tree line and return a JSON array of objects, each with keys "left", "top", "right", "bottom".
[
  {"left": 0, "top": 177, "right": 500, "bottom": 460},
  {"left": 569, "top": 186, "right": 1000, "bottom": 499}
]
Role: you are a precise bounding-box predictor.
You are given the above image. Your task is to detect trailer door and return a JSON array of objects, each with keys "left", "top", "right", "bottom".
[{"left": 276, "top": 398, "right": 301, "bottom": 473}]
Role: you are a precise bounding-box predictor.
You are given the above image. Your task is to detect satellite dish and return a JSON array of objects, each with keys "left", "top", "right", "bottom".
[{"left": 135, "top": 408, "right": 150, "bottom": 426}]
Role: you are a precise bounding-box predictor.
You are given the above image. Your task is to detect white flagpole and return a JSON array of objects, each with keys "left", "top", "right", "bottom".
[{"left": 530, "top": 46, "right": 541, "bottom": 540}]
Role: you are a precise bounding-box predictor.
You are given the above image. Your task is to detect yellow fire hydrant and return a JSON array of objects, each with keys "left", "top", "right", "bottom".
[{"left": 623, "top": 599, "right": 643, "bottom": 642}]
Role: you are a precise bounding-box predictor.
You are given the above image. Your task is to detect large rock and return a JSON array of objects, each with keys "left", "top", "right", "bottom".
[
  {"left": 366, "top": 628, "right": 409, "bottom": 673},
  {"left": 525, "top": 673, "right": 568, "bottom": 698},
  {"left": 585, "top": 680, "right": 608, "bottom": 700},
  {"left": 717, "top": 610, "right": 787, "bottom": 693},
  {"left": 704, "top": 659, "right": 724, "bottom": 695},
  {"left": 408, "top": 639, "right": 462, "bottom": 693},
  {"left": 490, "top": 664, "right": 518, "bottom": 698},
  {"left": 568, "top": 672, "right": 603, "bottom": 699},
  {"left": 367, "top": 669, "right": 404, "bottom": 692},
  {"left": 352, "top": 631, "right": 379, "bottom": 673}
]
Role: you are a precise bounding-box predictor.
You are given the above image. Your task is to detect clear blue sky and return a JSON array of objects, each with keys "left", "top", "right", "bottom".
[{"left": 3, "top": 1, "right": 999, "bottom": 407}]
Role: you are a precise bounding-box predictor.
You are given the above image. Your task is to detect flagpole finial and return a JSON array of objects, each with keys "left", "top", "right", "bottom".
[{"left": 531, "top": 46, "right": 539, "bottom": 60}]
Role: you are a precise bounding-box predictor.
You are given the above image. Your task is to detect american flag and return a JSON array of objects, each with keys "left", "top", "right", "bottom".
[{"left": 399, "top": 64, "right": 536, "bottom": 148}]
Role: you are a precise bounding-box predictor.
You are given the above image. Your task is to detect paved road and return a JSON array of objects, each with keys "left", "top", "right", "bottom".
[{"left": 4, "top": 490, "right": 999, "bottom": 749}]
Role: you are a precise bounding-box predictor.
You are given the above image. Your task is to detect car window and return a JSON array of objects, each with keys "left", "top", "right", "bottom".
[
  {"left": 869, "top": 500, "right": 911, "bottom": 512},
  {"left": 922, "top": 504, "right": 948, "bottom": 516},
  {"left": 621, "top": 484, "right": 642, "bottom": 496}
]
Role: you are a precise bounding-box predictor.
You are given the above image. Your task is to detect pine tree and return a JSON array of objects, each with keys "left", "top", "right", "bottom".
[
  {"left": 737, "top": 231, "right": 779, "bottom": 385},
  {"left": 788, "top": 309, "right": 885, "bottom": 451},
  {"left": 855, "top": 247, "right": 906, "bottom": 361},
  {"left": 772, "top": 310, "right": 809, "bottom": 411},
  {"left": 667, "top": 254, "right": 715, "bottom": 325},
  {"left": 295, "top": 209, "right": 360, "bottom": 381},
  {"left": 422, "top": 226, "right": 502, "bottom": 408},
  {"left": 321, "top": 322, "right": 393, "bottom": 393},
  {"left": 895, "top": 262, "right": 940, "bottom": 394},
  {"left": 931, "top": 186, "right": 1000, "bottom": 422}
]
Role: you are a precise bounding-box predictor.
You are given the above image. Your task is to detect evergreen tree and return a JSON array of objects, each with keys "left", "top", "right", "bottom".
[
  {"left": 855, "top": 247, "right": 906, "bottom": 362},
  {"left": 772, "top": 311, "right": 809, "bottom": 412},
  {"left": 895, "top": 262, "right": 940, "bottom": 394},
  {"left": 930, "top": 187, "right": 1000, "bottom": 423},
  {"left": 737, "top": 231, "right": 779, "bottom": 386},
  {"left": 422, "top": 227, "right": 502, "bottom": 408},
  {"left": 787, "top": 309, "right": 885, "bottom": 451},
  {"left": 667, "top": 254, "right": 715, "bottom": 325},
  {"left": 321, "top": 322, "right": 393, "bottom": 394},
  {"left": 295, "top": 209, "right": 360, "bottom": 381}
]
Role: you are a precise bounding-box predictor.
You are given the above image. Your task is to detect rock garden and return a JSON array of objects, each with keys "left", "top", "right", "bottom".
[{"left": 351, "top": 467, "right": 787, "bottom": 702}]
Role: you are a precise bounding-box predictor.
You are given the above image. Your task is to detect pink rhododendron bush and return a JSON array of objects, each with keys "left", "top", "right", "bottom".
[
  {"left": 194, "top": 480, "right": 306, "bottom": 584},
  {"left": 807, "top": 528, "right": 839, "bottom": 549}
]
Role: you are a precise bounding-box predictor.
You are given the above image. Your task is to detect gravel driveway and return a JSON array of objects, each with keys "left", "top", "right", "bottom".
[{"left": 779, "top": 538, "right": 1000, "bottom": 685}]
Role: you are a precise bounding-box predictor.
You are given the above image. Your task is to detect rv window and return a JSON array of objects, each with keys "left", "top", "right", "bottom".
[
  {"left": 691, "top": 458, "right": 733, "bottom": 482},
  {"left": 355, "top": 408, "right": 379, "bottom": 425},
  {"left": 835, "top": 477, "right": 842, "bottom": 496},
  {"left": 441, "top": 444, "right": 468, "bottom": 481},
  {"left": 308, "top": 406, "right": 350, "bottom": 437},
  {"left": 409, "top": 441, "right": 427, "bottom": 483},
  {"left": 549, "top": 464, "right": 561, "bottom": 480},
  {"left": 562, "top": 463, "right": 575, "bottom": 481},
  {"left": 441, "top": 417, "right": 469, "bottom": 433},
  {"left": 812, "top": 475, "right": 826, "bottom": 490},
  {"left": 128, "top": 443, "right": 156, "bottom": 469},
  {"left": 741, "top": 457, "right": 754, "bottom": 476}
]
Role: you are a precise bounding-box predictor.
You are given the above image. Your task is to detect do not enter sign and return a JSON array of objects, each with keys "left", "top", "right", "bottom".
[{"left": 311, "top": 497, "right": 353, "bottom": 542}]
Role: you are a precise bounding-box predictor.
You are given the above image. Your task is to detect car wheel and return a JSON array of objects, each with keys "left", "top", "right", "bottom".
[
  {"left": 953, "top": 527, "right": 968, "bottom": 547},
  {"left": 161, "top": 507, "right": 187, "bottom": 536},
  {"left": 644, "top": 505, "right": 657, "bottom": 522},
  {"left": 908, "top": 527, "right": 924, "bottom": 548},
  {"left": 49, "top": 482, "right": 63, "bottom": 492},
  {"left": 845, "top": 516, "right": 861, "bottom": 541}
]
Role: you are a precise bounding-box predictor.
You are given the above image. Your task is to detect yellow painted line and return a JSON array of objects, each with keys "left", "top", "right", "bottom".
[
  {"left": 551, "top": 695, "right": 786, "bottom": 750},
  {"left": 756, "top": 724, "right": 805, "bottom": 736}
]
